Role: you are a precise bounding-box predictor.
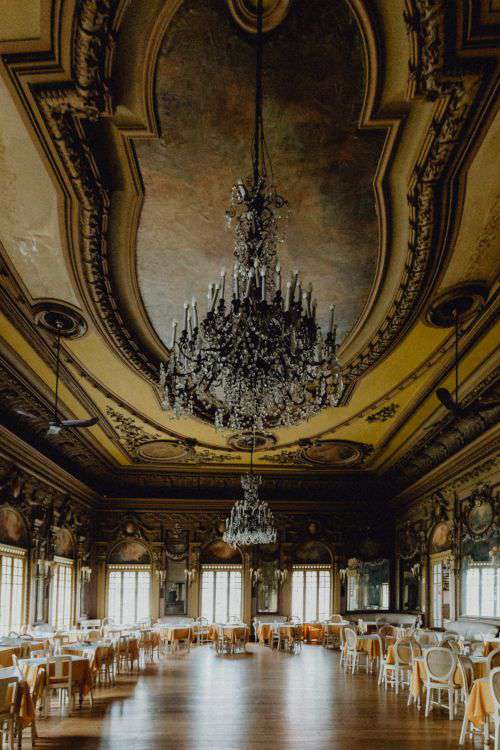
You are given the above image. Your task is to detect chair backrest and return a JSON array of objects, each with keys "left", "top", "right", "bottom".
[
  {"left": 344, "top": 628, "right": 357, "bottom": 651},
  {"left": 0, "top": 675, "right": 17, "bottom": 714},
  {"left": 395, "top": 640, "right": 411, "bottom": 666},
  {"left": 330, "top": 614, "right": 343, "bottom": 623},
  {"left": 490, "top": 667, "right": 500, "bottom": 710},
  {"left": 416, "top": 629, "right": 439, "bottom": 646},
  {"left": 47, "top": 656, "right": 72, "bottom": 686},
  {"left": 424, "top": 647, "right": 456, "bottom": 684},
  {"left": 457, "top": 655, "right": 474, "bottom": 699},
  {"left": 469, "top": 640, "right": 484, "bottom": 656},
  {"left": 409, "top": 637, "right": 422, "bottom": 661},
  {"left": 379, "top": 624, "right": 396, "bottom": 638},
  {"left": 487, "top": 648, "right": 500, "bottom": 672},
  {"left": 289, "top": 616, "right": 301, "bottom": 625},
  {"left": 441, "top": 636, "right": 460, "bottom": 652}
]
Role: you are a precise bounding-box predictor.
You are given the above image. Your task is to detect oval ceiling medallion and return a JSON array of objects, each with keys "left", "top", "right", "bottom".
[
  {"left": 302, "top": 440, "right": 366, "bottom": 466},
  {"left": 226, "top": 0, "right": 290, "bottom": 33},
  {"left": 33, "top": 301, "right": 87, "bottom": 339},
  {"left": 227, "top": 431, "right": 276, "bottom": 451},
  {"left": 136, "top": 440, "right": 189, "bottom": 462},
  {"left": 426, "top": 282, "right": 489, "bottom": 328}
]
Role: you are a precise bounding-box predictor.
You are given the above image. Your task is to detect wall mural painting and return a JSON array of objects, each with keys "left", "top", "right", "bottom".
[
  {"left": 429, "top": 521, "right": 452, "bottom": 553},
  {"left": 53, "top": 527, "right": 74, "bottom": 558},
  {"left": 293, "top": 540, "right": 332, "bottom": 564},
  {"left": 109, "top": 540, "right": 151, "bottom": 565},
  {"left": 0, "top": 505, "right": 27, "bottom": 547},
  {"left": 201, "top": 540, "right": 241, "bottom": 565}
]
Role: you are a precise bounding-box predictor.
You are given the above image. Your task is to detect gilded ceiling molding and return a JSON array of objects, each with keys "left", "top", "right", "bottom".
[
  {"left": 105, "top": 405, "right": 239, "bottom": 465},
  {"left": 385, "top": 370, "right": 500, "bottom": 490},
  {"left": 261, "top": 440, "right": 374, "bottom": 468},
  {"left": 15, "top": 0, "right": 477, "bottom": 396}
]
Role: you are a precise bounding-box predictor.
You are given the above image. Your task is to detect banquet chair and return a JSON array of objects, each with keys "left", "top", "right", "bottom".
[
  {"left": 344, "top": 628, "right": 369, "bottom": 675},
  {"left": 382, "top": 640, "right": 411, "bottom": 693},
  {"left": 43, "top": 656, "right": 73, "bottom": 717},
  {"left": 215, "top": 626, "right": 232, "bottom": 656},
  {"left": 323, "top": 623, "right": 339, "bottom": 650},
  {"left": 423, "top": 647, "right": 458, "bottom": 720},
  {"left": 458, "top": 656, "right": 478, "bottom": 745},
  {"left": 488, "top": 649, "right": 500, "bottom": 674},
  {"left": 487, "top": 667, "right": 500, "bottom": 750},
  {"left": 194, "top": 618, "right": 210, "bottom": 645},
  {"left": 330, "top": 614, "right": 343, "bottom": 623},
  {"left": 291, "top": 626, "right": 303, "bottom": 654},
  {"left": 339, "top": 626, "right": 347, "bottom": 668},
  {"left": 0, "top": 675, "right": 17, "bottom": 750},
  {"left": 409, "top": 637, "right": 422, "bottom": 661},
  {"left": 378, "top": 624, "right": 397, "bottom": 639}
]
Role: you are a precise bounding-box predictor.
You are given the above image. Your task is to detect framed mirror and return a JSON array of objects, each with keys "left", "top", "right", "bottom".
[
  {"left": 256, "top": 560, "right": 279, "bottom": 613},
  {"left": 400, "top": 559, "right": 419, "bottom": 612},
  {"left": 165, "top": 558, "right": 187, "bottom": 615},
  {"left": 346, "top": 559, "right": 390, "bottom": 611}
]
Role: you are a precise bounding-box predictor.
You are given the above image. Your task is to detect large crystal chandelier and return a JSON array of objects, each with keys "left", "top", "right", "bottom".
[{"left": 159, "top": 0, "right": 343, "bottom": 432}]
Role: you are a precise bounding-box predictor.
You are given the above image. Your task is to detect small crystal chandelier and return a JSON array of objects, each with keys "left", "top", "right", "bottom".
[
  {"left": 159, "top": 0, "right": 343, "bottom": 432},
  {"left": 223, "top": 430, "right": 276, "bottom": 548},
  {"left": 223, "top": 473, "right": 277, "bottom": 548}
]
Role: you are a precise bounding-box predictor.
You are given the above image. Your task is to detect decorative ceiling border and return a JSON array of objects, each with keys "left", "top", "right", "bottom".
[{"left": 2, "top": 0, "right": 491, "bottom": 406}]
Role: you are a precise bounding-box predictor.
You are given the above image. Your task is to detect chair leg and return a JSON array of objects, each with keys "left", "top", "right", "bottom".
[
  {"left": 425, "top": 686, "right": 431, "bottom": 717},
  {"left": 448, "top": 689, "right": 453, "bottom": 720},
  {"left": 494, "top": 717, "right": 499, "bottom": 750},
  {"left": 459, "top": 711, "right": 468, "bottom": 745}
]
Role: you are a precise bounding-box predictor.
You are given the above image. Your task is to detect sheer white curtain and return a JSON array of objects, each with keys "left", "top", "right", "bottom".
[
  {"left": 200, "top": 567, "right": 242, "bottom": 623},
  {"left": 107, "top": 567, "right": 151, "bottom": 624},
  {"left": 0, "top": 546, "right": 25, "bottom": 635},
  {"left": 291, "top": 567, "right": 331, "bottom": 621}
]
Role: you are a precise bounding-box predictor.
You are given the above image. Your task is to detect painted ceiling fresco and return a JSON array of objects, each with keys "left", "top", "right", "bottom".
[{"left": 135, "top": 0, "right": 386, "bottom": 346}]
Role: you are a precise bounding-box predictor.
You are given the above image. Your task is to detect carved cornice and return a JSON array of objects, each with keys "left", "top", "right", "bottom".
[
  {"left": 385, "top": 371, "right": 500, "bottom": 490},
  {"left": 8, "top": 0, "right": 487, "bottom": 410}
]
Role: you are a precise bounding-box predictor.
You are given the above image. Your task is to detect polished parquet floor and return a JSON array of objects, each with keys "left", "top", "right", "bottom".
[{"left": 28, "top": 644, "right": 481, "bottom": 750}]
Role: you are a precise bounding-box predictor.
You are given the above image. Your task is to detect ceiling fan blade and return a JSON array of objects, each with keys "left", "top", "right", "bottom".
[
  {"left": 60, "top": 417, "right": 98, "bottom": 429},
  {"left": 14, "top": 408, "right": 37, "bottom": 419},
  {"left": 436, "top": 388, "right": 460, "bottom": 413}
]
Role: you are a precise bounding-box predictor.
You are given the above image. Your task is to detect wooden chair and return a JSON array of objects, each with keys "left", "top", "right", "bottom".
[
  {"left": 382, "top": 639, "right": 411, "bottom": 693},
  {"left": 323, "top": 623, "right": 339, "bottom": 649},
  {"left": 488, "top": 667, "right": 500, "bottom": 750},
  {"left": 458, "top": 655, "right": 478, "bottom": 745},
  {"left": 415, "top": 629, "right": 439, "bottom": 647},
  {"left": 43, "top": 656, "right": 73, "bottom": 717},
  {"left": 0, "top": 675, "right": 17, "bottom": 750},
  {"left": 423, "top": 647, "right": 457, "bottom": 720},
  {"left": 487, "top": 649, "right": 500, "bottom": 674},
  {"left": 344, "top": 628, "right": 369, "bottom": 675}
]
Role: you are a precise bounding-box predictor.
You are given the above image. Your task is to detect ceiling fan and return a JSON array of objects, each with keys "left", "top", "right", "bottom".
[
  {"left": 431, "top": 308, "right": 498, "bottom": 423},
  {"left": 15, "top": 320, "right": 98, "bottom": 436}
]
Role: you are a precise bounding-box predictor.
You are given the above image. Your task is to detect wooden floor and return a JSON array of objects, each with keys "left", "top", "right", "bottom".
[{"left": 28, "top": 644, "right": 483, "bottom": 750}]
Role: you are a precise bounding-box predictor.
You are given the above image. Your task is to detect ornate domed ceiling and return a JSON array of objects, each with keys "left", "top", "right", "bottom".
[
  {"left": 136, "top": 0, "right": 385, "bottom": 345},
  {"left": 0, "top": 0, "right": 498, "bottom": 501}
]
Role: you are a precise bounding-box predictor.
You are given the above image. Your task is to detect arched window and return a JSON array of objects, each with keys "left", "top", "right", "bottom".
[
  {"left": 106, "top": 540, "right": 152, "bottom": 625},
  {"left": 49, "top": 557, "right": 74, "bottom": 629},
  {"left": 200, "top": 541, "right": 242, "bottom": 623},
  {"left": 0, "top": 543, "right": 26, "bottom": 635}
]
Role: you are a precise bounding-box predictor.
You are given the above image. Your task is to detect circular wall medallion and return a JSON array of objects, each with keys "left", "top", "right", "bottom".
[
  {"left": 136, "top": 440, "right": 189, "bottom": 462},
  {"left": 227, "top": 431, "right": 276, "bottom": 451},
  {"left": 426, "top": 283, "right": 488, "bottom": 328},
  {"left": 302, "top": 440, "right": 366, "bottom": 466},
  {"left": 226, "top": 0, "right": 290, "bottom": 33},
  {"left": 33, "top": 301, "right": 88, "bottom": 339}
]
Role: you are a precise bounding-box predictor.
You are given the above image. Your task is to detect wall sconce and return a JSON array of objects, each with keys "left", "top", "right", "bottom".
[
  {"left": 185, "top": 567, "right": 197, "bottom": 584},
  {"left": 274, "top": 569, "right": 287, "bottom": 585},
  {"left": 156, "top": 568, "right": 167, "bottom": 586},
  {"left": 79, "top": 565, "right": 92, "bottom": 584},
  {"left": 339, "top": 558, "right": 363, "bottom": 581},
  {"left": 36, "top": 559, "right": 53, "bottom": 578},
  {"left": 410, "top": 562, "right": 421, "bottom": 577},
  {"left": 249, "top": 567, "right": 262, "bottom": 585}
]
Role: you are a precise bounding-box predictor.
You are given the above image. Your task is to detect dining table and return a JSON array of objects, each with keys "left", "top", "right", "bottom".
[
  {"left": 18, "top": 654, "right": 94, "bottom": 705},
  {"left": 465, "top": 676, "right": 495, "bottom": 730},
  {"left": 63, "top": 641, "right": 115, "bottom": 674},
  {"left": 0, "top": 665, "right": 37, "bottom": 730}
]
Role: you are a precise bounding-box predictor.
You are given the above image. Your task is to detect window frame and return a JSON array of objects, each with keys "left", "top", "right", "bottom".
[
  {"left": 0, "top": 544, "right": 26, "bottom": 635},
  {"left": 200, "top": 564, "right": 243, "bottom": 624},
  {"left": 106, "top": 564, "right": 152, "bottom": 624},
  {"left": 291, "top": 565, "right": 332, "bottom": 622},
  {"left": 461, "top": 560, "right": 500, "bottom": 619},
  {"left": 49, "top": 556, "right": 75, "bottom": 630}
]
